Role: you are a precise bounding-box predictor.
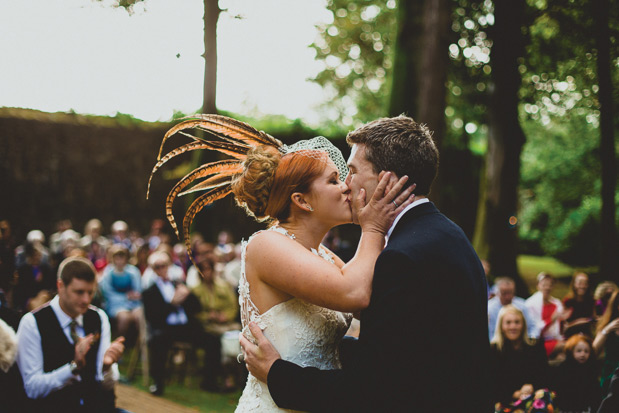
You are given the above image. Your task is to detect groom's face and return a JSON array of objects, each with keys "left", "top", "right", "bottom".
[{"left": 346, "top": 144, "right": 379, "bottom": 225}]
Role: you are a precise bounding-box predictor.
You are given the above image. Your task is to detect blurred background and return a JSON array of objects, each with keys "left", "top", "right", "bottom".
[{"left": 1, "top": 0, "right": 617, "bottom": 295}]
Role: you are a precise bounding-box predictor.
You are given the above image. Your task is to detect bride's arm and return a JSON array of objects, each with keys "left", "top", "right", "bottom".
[{"left": 249, "top": 174, "right": 415, "bottom": 313}]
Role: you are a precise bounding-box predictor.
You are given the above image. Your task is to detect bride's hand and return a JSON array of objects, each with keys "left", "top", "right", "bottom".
[{"left": 357, "top": 172, "right": 416, "bottom": 236}]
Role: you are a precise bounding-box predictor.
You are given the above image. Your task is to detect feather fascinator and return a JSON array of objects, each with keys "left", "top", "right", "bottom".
[{"left": 147, "top": 114, "right": 283, "bottom": 267}]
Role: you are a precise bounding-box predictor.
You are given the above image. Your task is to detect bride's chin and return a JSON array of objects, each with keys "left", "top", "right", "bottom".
[{"left": 339, "top": 212, "right": 353, "bottom": 225}]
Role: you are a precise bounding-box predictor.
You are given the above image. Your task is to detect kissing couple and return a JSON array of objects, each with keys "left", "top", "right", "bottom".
[{"left": 152, "top": 115, "right": 491, "bottom": 412}]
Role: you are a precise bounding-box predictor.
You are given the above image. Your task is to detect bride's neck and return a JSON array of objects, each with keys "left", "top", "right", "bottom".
[{"left": 278, "top": 219, "right": 329, "bottom": 251}]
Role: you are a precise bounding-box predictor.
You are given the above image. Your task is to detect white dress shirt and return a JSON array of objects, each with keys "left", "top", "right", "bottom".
[
  {"left": 155, "top": 277, "right": 188, "bottom": 325},
  {"left": 16, "top": 295, "right": 115, "bottom": 399},
  {"left": 385, "top": 198, "right": 430, "bottom": 244}
]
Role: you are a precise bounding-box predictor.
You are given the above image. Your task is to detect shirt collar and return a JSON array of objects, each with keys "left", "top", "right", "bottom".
[
  {"left": 155, "top": 276, "right": 173, "bottom": 289},
  {"left": 386, "top": 197, "right": 429, "bottom": 240},
  {"left": 50, "top": 295, "right": 84, "bottom": 328}
]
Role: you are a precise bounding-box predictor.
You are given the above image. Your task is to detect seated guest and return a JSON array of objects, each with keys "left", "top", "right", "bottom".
[
  {"left": 141, "top": 248, "right": 184, "bottom": 290},
  {"left": 99, "top": 245, "right": 142, "bottom": 345},
  {"left": 16, "top": 257, "right": 125, "bottom": 412},
  {"left": 80, "top": 219, "right": 109, "bottom": 265},
  {"left": 185, "top": 240, "right": 217, "bottom": 289},
  {"left": 490, "top": 305, "right": 550, "bottom": 409},
  {"left": 142, "top": 252, "right": 219, "bottom": 395},
  {"left": 108, "top": 220, "right": 132, "bottom": 253},
  {"left": 595, "top": 281, "right": 618, "bottom": 318},
  {"left": 552, "top": 334, "right": 601, "bottom": 412},
  {"left": 14, "top": 229, "right": 50, "bottom": 268},
  {"left": 192, "top": 259, "right": 240, "bottom": 390},
  {"left": 13, "top": 242, "right": 55, "bottom": 312},
  {"left": 562, "top": 272, "right": 595, "bottom": 338},
  {"left": 525, "top": 272, "right": 569, "bottom": 358},
  {"left": 0, "top": 316, "right": 26, "bottom": 413},
  {"left": 192, "top": 258, "right": 239, "bottom": 335},
  {"left": 488, "top": 277, "right": 535, "bottom": 340},
  {"left": 594, "top": 290, "right": 619, "bottom": 396}
]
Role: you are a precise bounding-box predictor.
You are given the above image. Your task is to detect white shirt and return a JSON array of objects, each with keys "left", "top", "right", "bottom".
[
  {"left": 524, "top": 291, "right": 564, "bottom": 340},
  {"left": 386, "top": 198, "right": 430, "bottom": 243},
  {"left": 154, "top": 277, "right": 188, "bottom": 325},
  {"left": 16, "top": 295, "right": 116, "bottom": 399}
]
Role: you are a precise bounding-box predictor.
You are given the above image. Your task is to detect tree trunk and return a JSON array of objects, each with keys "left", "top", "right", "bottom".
[
  {"left": 202, "top": 0, "right": 220, "bottom": 114},
  {"left": 389, "top": 0, "right": 449, "bottom": 206},
  {"left": 481, "top": 0, "right": 528, "bottom": 296},
  {"left": 418, "top": 0, "right": 450, "bottom": 206},
  {"left": 388, "top": 0, "right": 424, "bottom": 119},
  {"left": 594, "top": 0, "right": 618, "bottom": 282},
  {"left": 418, "top": 0, "right": 449, "bottom": 151}
]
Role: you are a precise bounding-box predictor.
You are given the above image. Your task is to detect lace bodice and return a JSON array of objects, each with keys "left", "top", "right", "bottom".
[{"left": 236, "top": 226, "right": 352, "bottom": 412}]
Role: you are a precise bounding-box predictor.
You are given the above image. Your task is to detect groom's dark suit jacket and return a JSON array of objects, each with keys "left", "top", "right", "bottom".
[{"left": 268, "top": 202, "right": 491, "bottom": 412}]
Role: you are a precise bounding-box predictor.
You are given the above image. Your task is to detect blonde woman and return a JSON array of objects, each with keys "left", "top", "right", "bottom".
[{"left": 490, "top": 305, "right": 549, "bottom": 407}]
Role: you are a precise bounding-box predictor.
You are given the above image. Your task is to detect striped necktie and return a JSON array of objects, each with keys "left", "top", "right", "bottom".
[{"left": 69, "top": 320, "right": 80, "bottom": 344}]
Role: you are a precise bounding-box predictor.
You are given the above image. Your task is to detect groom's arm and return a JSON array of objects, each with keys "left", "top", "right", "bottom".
[
  {"left": 242, "top": 323, "right": 357, "bottom": 412},
  {"left": 268, "top": 359, "right": 350, "bottom": 412}
]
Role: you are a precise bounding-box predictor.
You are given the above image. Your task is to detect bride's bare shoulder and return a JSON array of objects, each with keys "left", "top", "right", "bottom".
[{"left": 246, "top": 229, "right": 298, "bottom": 257}]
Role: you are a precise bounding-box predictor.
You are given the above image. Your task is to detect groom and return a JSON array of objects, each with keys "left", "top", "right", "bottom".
[{"left": 242, "top": 115, "right": 491, "bottom": 412}]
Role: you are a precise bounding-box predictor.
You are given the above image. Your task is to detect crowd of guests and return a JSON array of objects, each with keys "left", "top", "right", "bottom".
[
  {"left": 3, "top": 217, "right": 619, "bottom": 412},
  {"left": 487, "top": 270, "right": 619, "bottom": 412},
  {"left": 0, "top": 218, "right": 245, "bottom": 411}
]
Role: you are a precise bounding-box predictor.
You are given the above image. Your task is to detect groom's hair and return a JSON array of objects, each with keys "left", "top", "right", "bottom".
[{"left": 346, "top": 115, "right": 439, "bottom": 196}]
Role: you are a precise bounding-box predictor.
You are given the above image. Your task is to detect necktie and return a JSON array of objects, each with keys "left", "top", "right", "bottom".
[{"left": 69, "top": 320, "right": 80, "bottom": 344}]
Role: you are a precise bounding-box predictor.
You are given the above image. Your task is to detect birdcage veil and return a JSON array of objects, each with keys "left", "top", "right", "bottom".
[{"left": 280, "top": 136, "right": 349, "bottom": 181}]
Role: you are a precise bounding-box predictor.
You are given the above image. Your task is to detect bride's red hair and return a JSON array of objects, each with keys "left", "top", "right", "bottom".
[{"left": 232, "top": 145, "right": 328, "bottom": 223}]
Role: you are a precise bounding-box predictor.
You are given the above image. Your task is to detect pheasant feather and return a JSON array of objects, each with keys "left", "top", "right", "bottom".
[
  {"left": 178, "top": 174, "right": 235, "bottom": 197},
  {"left": 165, "top": 160, "right": 242, "bottom": 239},
  {"left": 157, "top": 114, "right": 281, "bottom": 160},
  {"left": 147, "top": 140, "right": 247, "bottom": 199},
  {"left": 182, "top": 184, "right": 233, "bottom": 272}
]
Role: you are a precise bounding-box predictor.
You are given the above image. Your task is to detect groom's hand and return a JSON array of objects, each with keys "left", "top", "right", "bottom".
[{"left": 240, "top": 322, "right": 281, "bottom": 383}]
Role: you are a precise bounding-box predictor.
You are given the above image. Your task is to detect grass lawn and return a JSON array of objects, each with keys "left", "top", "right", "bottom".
[
  {"left": 517, "top": 254, "right": 576, "bottom": 298},
  {"left": 117, "top": 354, "right": 243, "bottom": 412}
]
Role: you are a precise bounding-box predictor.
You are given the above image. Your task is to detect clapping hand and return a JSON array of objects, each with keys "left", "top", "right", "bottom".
[
  {"left": 103, "top": 336, "right": 125, "bottom": 371},
  {"left": 171, "top": 283, "right": 190, "bottom": 306},
  {"left": 604, "top": 318, "right": 619, "bottom": 335},
  {"left": 74, "top": 334, "right": 96, "bottom": 370},
  {"left": 553, "top": 307, "right": 573, "bottom": 323}
]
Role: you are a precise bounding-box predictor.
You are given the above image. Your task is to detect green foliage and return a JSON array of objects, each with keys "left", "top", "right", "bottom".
[
  {"left": 312, "top": 0, "right": 496, "bottom": 153},
  {"left": 519, "top": 114, "right": 618, "bottom": 266},
  {"left": 310, "top": 0, "right": 398, "bottom": 128},
  {"left": 517, "top": 254, "right": 574, "bottom": 297},
  {"left": 444, "top": 0, "right": 494, "bottom": 154},
  {"left": 515, "top": 0, "right": 619, "bottom": 266}
]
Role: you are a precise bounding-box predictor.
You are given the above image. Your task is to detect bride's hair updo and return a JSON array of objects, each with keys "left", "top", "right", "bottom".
[{"left": 232, "top": 145, "right": 329, "bottom": 223}]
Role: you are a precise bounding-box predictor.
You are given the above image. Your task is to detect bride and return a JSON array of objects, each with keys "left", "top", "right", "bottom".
[{"left": 149, "top": 115, "right": 415, "bottom": 412}]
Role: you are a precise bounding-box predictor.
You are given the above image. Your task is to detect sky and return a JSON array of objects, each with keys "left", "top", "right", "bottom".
[{"left": 0, "top": 0, "right": 332, "bottom": 125}]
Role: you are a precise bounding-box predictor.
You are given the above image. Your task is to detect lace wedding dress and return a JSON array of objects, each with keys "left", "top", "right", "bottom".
[{"left": 235, "top": 227, "right": 352, "bottom": 412}]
